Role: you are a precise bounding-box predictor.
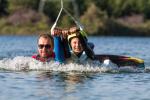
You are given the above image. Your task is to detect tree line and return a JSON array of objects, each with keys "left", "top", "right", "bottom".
[{"left": 0, "top": 0, "right": 150, "bottom": 35}]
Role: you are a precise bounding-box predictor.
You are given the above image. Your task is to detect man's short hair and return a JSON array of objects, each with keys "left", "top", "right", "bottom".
[{"left": 38, "top": 33, "right": 54, "bottom": 47}]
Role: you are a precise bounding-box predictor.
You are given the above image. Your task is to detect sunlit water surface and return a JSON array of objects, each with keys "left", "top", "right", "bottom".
[{"left": 0, "top": 36, "right": 150, "bottom": 100}]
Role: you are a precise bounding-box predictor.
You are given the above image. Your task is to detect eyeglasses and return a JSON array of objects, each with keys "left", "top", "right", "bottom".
[{"left": 38, "top": 44, "right": 51, "bottom": 49}]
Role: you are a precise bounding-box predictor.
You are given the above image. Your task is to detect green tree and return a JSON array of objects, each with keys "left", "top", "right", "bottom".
[
  {"left": 8, "top": 0, "right": 40, "bottom": 12},
  {"left": 43, "top": 0, "right": 65, "bottom": 22},
  {"left": 0, "top": 0, "right": 8, "bottom": 16},
  {"left": 143, "top": 0, "right": 150, "bottom": 19},
  {"left": 93, "top": 0, "right": 149, "bottom": 18}
]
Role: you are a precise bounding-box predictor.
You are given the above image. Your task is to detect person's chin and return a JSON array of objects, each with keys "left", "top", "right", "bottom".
[
  {"left": 76, "top": 49, "right": 82, "bottom": 52},
  {"left": 75, "top": 50, "right": 81, "bottom": 53}
]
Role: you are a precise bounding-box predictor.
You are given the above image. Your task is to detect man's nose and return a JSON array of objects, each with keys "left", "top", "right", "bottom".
[{"left": 42, "top": 47, "right": 47, "bottom": 50}]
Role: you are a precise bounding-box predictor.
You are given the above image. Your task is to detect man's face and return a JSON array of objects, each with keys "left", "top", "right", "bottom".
[
  {"left": 70, "top": 37, "right": 83, "bottom": 54},
  {"left": 38, "top": 37, "right": 53, "bottom": 58}
]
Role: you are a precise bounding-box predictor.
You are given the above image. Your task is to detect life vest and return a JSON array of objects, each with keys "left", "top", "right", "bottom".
[
  {"left": 32, "top": 52, "right": 55, "bottom": 62},
  {"left": 66, "top": 51, "right": 101, "bottom": 65},
  {"left": 66, "top": 51, "right": 88, "bottom": 63}
]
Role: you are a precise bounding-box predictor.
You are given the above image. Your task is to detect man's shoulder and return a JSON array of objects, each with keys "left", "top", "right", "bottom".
[{"left": 32, "top": 54, "right": 38, "bottom": 59}]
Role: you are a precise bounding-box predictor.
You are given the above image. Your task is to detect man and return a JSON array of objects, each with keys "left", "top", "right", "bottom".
[{"left": 32, "top": 33, "right": 55, "bottom": 62}]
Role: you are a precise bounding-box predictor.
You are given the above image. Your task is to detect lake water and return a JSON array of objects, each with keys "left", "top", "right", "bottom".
[{"left": 0, "top": 35, "right": 150, "bottom": 100}]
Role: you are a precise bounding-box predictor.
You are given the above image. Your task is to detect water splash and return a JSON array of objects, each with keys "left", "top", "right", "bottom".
[
  {"left": 0, "top": 56, "right": 144, "bottom": 73},
  {"left": 144, "top": 67, "right": 150, "bottom": 73}
]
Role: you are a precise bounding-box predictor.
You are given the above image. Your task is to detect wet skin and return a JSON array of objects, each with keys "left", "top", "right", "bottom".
[
  {"left": 70, "top": 37, "right": 83, "bottom": 55},
  {"left": 38, "top": 37, "right": 53, "bottom": 58}
]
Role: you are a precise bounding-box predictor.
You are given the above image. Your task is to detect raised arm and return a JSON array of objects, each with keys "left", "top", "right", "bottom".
[
  {"left": 52, "top": 28, "right": 65, "bottom": 63},
  {"left": 53, "top": 36, "right": 65, "bottom": 63},
  {"left": 78, "top": 31, "right": 95, "bottom": 60}
]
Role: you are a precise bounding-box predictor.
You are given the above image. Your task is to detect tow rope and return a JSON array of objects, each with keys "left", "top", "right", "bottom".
[{"left": 51, "top": 0, "right": 86, "bottom": 36}]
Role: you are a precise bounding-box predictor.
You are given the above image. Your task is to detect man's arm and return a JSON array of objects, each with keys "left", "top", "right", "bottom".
[{"left": 53, "top": 36, "right": 65, "bottom": 63}]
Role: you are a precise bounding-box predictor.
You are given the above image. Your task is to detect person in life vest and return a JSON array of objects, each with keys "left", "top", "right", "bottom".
[
  {"left": 65, "top": 27, "right": 97, "bottom": 64},
  {"left": 52, "top": 27, "right": 100, "bottom": 64},
  {"left": 32, "top": 32, "right": 64, "bottom": 63}
]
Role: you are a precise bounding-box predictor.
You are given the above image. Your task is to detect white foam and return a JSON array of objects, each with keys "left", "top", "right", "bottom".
[
  {"left": 0, "top": 56, "right": 140, "bottom": 73},
  {"left": 101, "top": 59, "right": 118, "bottom": 71},
  {"left": 144, "top": 66, "right": 150, "bottom": 72}
]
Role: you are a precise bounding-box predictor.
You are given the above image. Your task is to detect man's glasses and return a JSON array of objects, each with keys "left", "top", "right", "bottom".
[{"left": 38, "top": 44, "right": 51, "bottom": 49}]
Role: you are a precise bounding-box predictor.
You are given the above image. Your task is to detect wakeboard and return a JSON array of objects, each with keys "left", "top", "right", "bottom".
[{"left": 95, "top": 54, "right": 144, "bottom": 68}]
